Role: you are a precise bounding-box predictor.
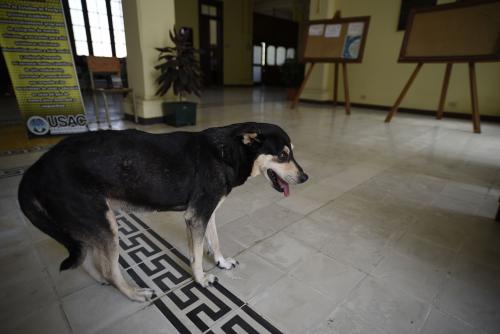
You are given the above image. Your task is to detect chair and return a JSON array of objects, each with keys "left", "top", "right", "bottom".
[{"left": 86, "top": 56, "right": 137, "bottom": 129}]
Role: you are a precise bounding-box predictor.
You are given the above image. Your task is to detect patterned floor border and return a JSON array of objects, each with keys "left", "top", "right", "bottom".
[
  {"left": 0, "top": 166, "right": 28, "bottom": 179},
  {"left": 0, "top": 145, "right": 51, "bottom": 157},
  {"left": 116, "top": 212, "right": 283, "bottom": 333}
]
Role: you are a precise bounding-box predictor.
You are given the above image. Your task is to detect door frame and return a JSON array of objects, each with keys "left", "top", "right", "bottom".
[{"left": 198, "top": 0, "right": 223, "bottom": 86}]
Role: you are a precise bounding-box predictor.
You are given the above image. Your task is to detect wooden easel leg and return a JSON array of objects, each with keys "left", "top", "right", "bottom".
[
  {"left": 468, "top": 62, "right": 481, "bottom": 134},
  {"left": 291, "top": 63, "right": 316, "bottom": 109},
  {"left": 333, "top": 62, "right": 339, "bottom": 106},
  {"left": 437, "top": 63, "right": 452, "bottom": 120},
  {"left": 385, "top": 62, "right": 423, "bottom": 123},
  {"left": 341, "top": 62, "right": 350, "bottom": 115}
]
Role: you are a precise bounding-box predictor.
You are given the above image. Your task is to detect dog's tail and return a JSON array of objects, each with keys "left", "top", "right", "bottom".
[{"left": 18, "top": 170, "right": 84, "bottom": 271}]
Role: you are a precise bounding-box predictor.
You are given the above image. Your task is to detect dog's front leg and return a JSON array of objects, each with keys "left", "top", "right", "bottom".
[
  {"left": 205, "top": 215, "right": 238, "bottom": 270},
  {"left": 185, "top": 206, "right": 217, "bottom": 287}
]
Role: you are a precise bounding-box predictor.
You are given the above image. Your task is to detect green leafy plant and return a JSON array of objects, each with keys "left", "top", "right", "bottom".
[{"left": 155, "top": 29, "right": 202, "bottom": 100}]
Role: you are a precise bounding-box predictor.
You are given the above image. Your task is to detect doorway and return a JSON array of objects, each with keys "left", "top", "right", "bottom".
[
  {"left": 199, "top": 0, "right": 223, "bottom": 86},
  {"left": 252, "top": 14, "right": 300, "bottom": 86}
]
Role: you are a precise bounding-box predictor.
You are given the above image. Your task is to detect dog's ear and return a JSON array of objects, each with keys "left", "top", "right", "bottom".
[
  {"left": 241, "top": 132, "right": 260, "bottom": 145},
  {"left": 235, "top": 130, "right": 262, "bottom": 147},
  {"left": 234, "top": 125, "right": 264, "bottom": 148}
]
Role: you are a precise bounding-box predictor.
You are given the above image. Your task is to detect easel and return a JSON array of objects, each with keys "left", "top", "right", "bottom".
[
  {"left": 384, "top": 62, "right": 482, "bottom": 133},
  {"left": 290, "top": 10, "right": 369, "bottom": 115},
  {"left": 291, "top": 60, "right": 351, "bottom": 114},
  {"left": 384, "top": 0, "right": 500, "bottom": 134},
  {"left": 291, "top": 62, "right": 351, "bottom": 115}
]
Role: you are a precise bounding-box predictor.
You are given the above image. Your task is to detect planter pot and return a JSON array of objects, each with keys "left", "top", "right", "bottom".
[{"left": 162, "top": 101, "right": 197, "bottom": 127}]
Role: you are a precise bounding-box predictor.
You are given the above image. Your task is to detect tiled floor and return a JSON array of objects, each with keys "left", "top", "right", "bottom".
[{"left": 1, "top": 88, "right": 500, "bottom": 333}]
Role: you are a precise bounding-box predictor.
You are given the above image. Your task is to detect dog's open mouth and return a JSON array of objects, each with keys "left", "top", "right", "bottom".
[{"left": 267, "top": 169, "right": 290, "bottom": 197}]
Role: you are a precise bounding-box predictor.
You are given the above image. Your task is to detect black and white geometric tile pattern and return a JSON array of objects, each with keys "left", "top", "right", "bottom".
[
  {"left": 0, "top": 166, "right": 27, "bottom": 179},
  {"left": 0, "top": 145, "right": 51, "bottom": 157},
  {"left": 117, "top": 212, "right": 283, "bottom": 334}
]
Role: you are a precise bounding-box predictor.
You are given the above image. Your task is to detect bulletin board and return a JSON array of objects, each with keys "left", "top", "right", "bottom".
[
  {"left": 399, "top": 0, "right": 500, "bottom": 62},
  {"left": 301, "top": 16, "right": 370, "bottom": 63}
]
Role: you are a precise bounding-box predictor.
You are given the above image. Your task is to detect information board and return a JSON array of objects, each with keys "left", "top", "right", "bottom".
[
  {"left": 301, "top": 16, "right": 370, "bottom": 63},
  {"left": 399, "top": 0, "right": 500, "bottom": 62},
  {"left": 0, "top": 0, "right": 87, "bottom": 136}
]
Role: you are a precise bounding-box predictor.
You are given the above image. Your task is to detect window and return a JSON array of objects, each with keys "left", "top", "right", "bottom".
[
  {"left": 67, "top": 0, "right": 127, "bottom": 57},
  {"left": 276, "top": 46, "right": 286, "bottom": 65},
  {"left": 266, "top": 45, "right": 275, "bottom": 66},
  {"left": 111, "top": 0, "right": 126, "bottom": 57},
  {"left": 252, "top": 45, "right": 262, "bottom": 83},
  {"left": 86, "top": 0, "right": 112, "bottom": 57},
  {"left": 286, "top": 48, "right": 295, "bottom": 60},
  {"left": 201, "top": 4, "right": 217, "bottom": 16},
  {"left": 68, "top": 0, "right": 88, "bottom": 55},
  {"left": 253, "top": 45, "right": 261, "bottom": 65},
  {"left": 209, "top": 19, "right": 218, "bottom": 46}
]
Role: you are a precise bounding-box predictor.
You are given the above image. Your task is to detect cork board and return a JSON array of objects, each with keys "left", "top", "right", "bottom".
[
  {"left": 400, "top": 0, "right": 500, "bottom": 62},
  {"left": 301, "top": 16, "right": 370, "bottom": 63}
]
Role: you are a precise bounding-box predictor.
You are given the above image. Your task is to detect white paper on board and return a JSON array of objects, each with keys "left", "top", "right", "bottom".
[
  {"left": 324, "top": 24, "right": 341, "bottom": 38},
  {"left": 347, "top": 22, "right": 364, "bottom": 36},
  {"left": 308, "top": 24, "right": 325, "bottom": 36}
]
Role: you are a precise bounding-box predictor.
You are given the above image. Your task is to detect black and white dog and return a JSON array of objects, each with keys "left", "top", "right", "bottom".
[{"left": 18, "top": 122, "right": 308, "bottom": 302}]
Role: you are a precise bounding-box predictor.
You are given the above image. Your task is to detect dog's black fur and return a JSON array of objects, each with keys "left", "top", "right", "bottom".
[{"left": 18, "top": 122, "right": 307, "bottom": 299}]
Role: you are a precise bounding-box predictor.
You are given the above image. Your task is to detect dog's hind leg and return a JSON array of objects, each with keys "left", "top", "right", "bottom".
[
  {"left": 205, "top": 214, "right": 238, "bottom": 270},
  {"left": 186, "top": 224, "right": 194, "bottom": 263},
  {"left": 93, "top": 210, "right": 155, "bottom": 302},
  {"left": 81, "top": 249, "right": 108, "bottom": 285}
]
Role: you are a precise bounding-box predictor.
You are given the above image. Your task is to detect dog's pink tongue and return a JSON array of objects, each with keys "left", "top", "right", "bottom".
[{"left": 277, "top": 178, "right": 290, "bottom": 197}]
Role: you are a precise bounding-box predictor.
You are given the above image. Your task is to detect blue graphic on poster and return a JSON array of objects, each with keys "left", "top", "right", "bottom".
[{"left": 342, "top": 35, "right": 361, "bottom": 59}]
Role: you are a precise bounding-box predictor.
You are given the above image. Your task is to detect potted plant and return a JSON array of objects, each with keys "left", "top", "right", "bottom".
[
  {"left": 280, "top": 59, "right": 304, "bottom": 100},
  {"left": 155, "top": 28, "right": 201, "bottom": 126}
]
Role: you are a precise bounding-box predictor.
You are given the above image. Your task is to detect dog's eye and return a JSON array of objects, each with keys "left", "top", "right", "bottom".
[{"left": 278, "top": 151, "right": 288, "bottom": 161}]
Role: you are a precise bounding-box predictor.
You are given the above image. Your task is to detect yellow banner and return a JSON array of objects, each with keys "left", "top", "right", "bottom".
[{"left": 0, "top": 0, "right": 86, "bottom": 136}]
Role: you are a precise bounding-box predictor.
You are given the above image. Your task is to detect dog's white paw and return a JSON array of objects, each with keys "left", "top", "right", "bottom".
[
  {"left": 130, "top": 288, "right": 155, "bottom": 302},
  {"left": 196, "top": 273, "right": 218, "bottom": 288},
  {"left": 216, "top": 257, "right": 239, "bottom": 270}
]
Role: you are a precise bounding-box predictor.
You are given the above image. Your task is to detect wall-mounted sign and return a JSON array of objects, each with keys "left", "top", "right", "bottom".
[{"left": 0, "top": 0, "right": 87, "bottom": 136}]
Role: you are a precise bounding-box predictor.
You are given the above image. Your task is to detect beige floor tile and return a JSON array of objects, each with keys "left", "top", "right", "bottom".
[
  {"left": 250, "top": 275, "right": 338, "bottom": 334},
  {"left": 214, "top": 249, "right": 284, "bottom": 300},
  {"left": 62, "top": 283, "right": 146, "bottom": 334},
  {"left": 344, "top": 277, "right": 431, "bottom": 334},
  {"left": 420, "top": 308, "right": 479, "bottom": 334},
  {"left": 312, "top": 306, "right": 388, "bottom": 334},
  {"left": 290, "top": 253, "right": 365, "bottom": 303},
  {"left": 2, "top": 302, "right": 70, "bottom": 334},
  {"left": 35, "top": 238, "right": 97, "bottom": 298},
  {"left": 390, "top": 233, "right": 455, "bottom": 269},
  {"left": 372, "top": 249, "right": 449, "bottom": 302},
  {"left": 436, "top": 277, "right": 500, "bottom": 333},
  {"left": 250, "top": 231, "right": 316, "bottom": 271},
  {"left": 283, "top": 217, "right": 335, "bottom": 250},
  {"left": 320, "top": 221, "right": 396, "bottom": 273}
]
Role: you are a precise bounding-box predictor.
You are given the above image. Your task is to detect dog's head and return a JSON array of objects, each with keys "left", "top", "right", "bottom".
[{"left": 236, "top": 123, "right": 308, "bottom": 197}]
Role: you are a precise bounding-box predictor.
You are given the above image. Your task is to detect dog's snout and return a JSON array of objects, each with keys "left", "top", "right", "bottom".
[{"left": 298, "top": 172, "right": 309, "bottom": 184}]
